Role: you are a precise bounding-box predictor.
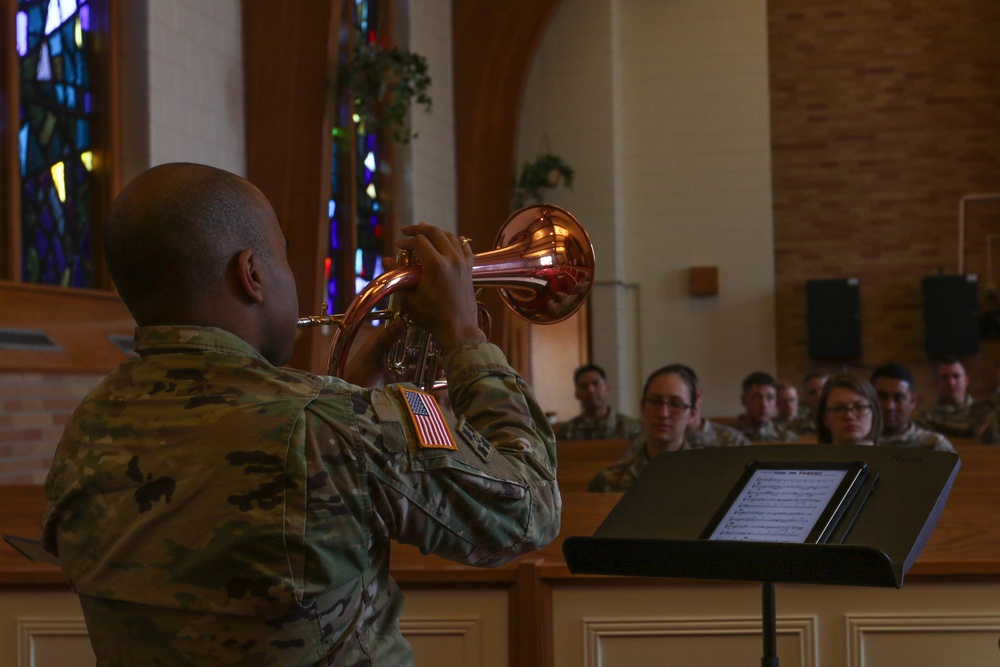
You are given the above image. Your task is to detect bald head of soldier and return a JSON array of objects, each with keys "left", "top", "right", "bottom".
[{"left": 103, "top": 163, "right": 299, "bottom": 365}]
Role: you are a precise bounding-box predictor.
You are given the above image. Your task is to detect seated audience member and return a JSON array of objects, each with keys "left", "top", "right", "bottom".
[
  {"left": 686, "top": 398, "right": 752, "bottom": 449},
  {"left": 775, "top": 381, "right": 799, "bottom": 423},
  {"left": 971, "top": 361, "right": 1000, "bottom": 443},
  {"left": 41, "top": 164, "right": 560, "bottom": 666},
  {"left": 614, "top": 366, "right": 750, "bottom": 464},
  {"left": 589, "top": 364, "right": 697, "bottom": 493},
  {"left": 734, "top": 371, "right": 799, "bottom": 442},
  {"left": 803, "top": 372, "right": 828, "bottom": 416},
  {"left": 817, "top": 373, "right": 882, "bottom": 445},
  {"left": 917, "top": 356, "right": 977, "bottom": 438},
  {"left": 556, "top": 364, "right": 642, "bottom": 440},
  {"left": 776, "top": 379, "right": 814, "bottom": 434},
  {"left": 870, "top": 363, "right": 956, "bottom": 452}
]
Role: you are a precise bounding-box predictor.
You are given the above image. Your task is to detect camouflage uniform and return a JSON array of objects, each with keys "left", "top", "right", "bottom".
[
  {"left": 969, "top": 393, "right": 1000, "bottom": 444},
  {"left": 780, "top": 407, "right": 816, "bottom": 435},
  {"left": 734, "top": 415, "right": 799, "bottom": 442},
  {"left": 555, "top": 409, "right": 642, "bottom": 440},
  {"left": 917, "top": 395, "right": 977, "bottom": 438},
  {"left": 588, "top": 436, "right": 659, "bottom": 493},
  {"left": 616, "top": 418, "right": 749, "bottom": 462},
  {"left": 880, "top": 422, "right": 956, "bottom": 453},
  {"left": 686, "top": 419, "right": 752, "bottom": 449},
  {"left": 42, "top": 326, "right": 559, "bottom": 667}
]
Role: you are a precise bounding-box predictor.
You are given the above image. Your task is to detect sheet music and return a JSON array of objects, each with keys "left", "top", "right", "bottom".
[{"left": 708, "top": 469, "right": 848, "bottom": 543}]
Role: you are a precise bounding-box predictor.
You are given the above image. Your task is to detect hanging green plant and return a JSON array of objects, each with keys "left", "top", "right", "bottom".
[
  {"left": 514, "top": 153, "right": 575, "bottom": 207},
  {"left": 339, "top": 39, "right": 432, "bottom": 144}
]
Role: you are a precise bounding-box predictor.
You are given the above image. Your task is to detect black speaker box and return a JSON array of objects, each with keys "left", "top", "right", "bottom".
[
  {"left": 923, "top": 274, "right": 980, "bottom": 357},
  {"left": 806, "top": 278, "right": 861, "bottom": 360}
]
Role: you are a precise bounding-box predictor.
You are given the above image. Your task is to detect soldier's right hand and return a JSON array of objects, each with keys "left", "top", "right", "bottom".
[{"left": 394, "top": 223, "right": 487, "bottom": 349}]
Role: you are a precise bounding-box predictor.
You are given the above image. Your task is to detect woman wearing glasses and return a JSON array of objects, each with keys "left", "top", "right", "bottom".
[
  {"left": 816, "top": 373, "right": 884, "bottom": 445},
  {"left": 588, "top": 364, "right": 697, "bottom": 492}
]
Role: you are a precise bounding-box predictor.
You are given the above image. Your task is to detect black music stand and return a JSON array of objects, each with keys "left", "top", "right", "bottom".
[{"left": 562, "top": 445, "right": 961, "bottom": 667}]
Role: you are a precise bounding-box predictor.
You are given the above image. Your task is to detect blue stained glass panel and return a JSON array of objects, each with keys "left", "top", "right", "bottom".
[
  {"left": 18, "top": 0, "right": 95, "bottom": 287},
  {"left": 328, "top": 0, "right": 386, "bottom": 314}
]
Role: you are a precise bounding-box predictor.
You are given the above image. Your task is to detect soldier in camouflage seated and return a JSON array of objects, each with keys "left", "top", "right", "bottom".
[
  {"left": 589, "top": 364, "right": 748, "bottom": 493},
  {"left": 733, "top": 371, "right": 799, "bottom": 442},
  {"left": 870, "top": 363, "right": 956, "bottom": 453},
  {"left": 555, "top": 364, "right": 642, "bottom": 440},
  {"left": 917, "top": 356, "right": 977, "bottom": 438},
  {"left": 41, "top": 163, "right": 561, "bottom": 667}
]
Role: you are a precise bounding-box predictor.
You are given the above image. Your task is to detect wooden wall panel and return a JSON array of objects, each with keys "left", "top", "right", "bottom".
[
  {"left": 451, "top": 0, "right": 562, "bottom": 369},
  {"left": 242, "top": 0, "right": 343, "bottom": 372}
]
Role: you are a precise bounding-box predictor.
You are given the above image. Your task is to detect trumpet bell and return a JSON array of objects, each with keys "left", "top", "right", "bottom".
[{"left": 475, "top": 204, "right": 595, "bottom": 324}]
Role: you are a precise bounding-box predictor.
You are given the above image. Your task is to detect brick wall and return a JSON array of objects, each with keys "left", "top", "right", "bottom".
[
  {"left": 769, "top": 0, "right": 1000, "bottom": 401},
  {"left": 0, "top": 373, "right": 103, "bottom": 483}
]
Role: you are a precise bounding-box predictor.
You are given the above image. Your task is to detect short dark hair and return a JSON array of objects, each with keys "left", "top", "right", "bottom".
[
  {"left": 642, "top": 364, "right": 698, "bottom": 408},
  {"left": 742, "top": 371, "right": 776, "bottom": 394},
  {"left": 870, "top": 363, "right": 915, "bottom": 389},
  {"left": 573, "top": 364, "right": 606, "bottom": 384},
  {"left": 816, "top": 373, "right": 883, "bottom": 445},
  {"left": 804, "top": 371, "right": 828, "bottom": 384},
  {"left": 934, "top": 355, "right": 966, "bottom": 373}
]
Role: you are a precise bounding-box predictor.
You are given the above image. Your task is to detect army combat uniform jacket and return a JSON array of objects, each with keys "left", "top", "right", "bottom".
[
  {"left": 555, "top": 408, "right": 642, "bottom": 440},
  {"left": 42, "top": 326, "right": 560, "bottom": 667},
  {"left": 685, "top": 419, "right": 752, "bottom": 449},
  {"left": 917, "top": 395, "right": 977, "bottom": 438},
  {"left": 880, "top": 422, "right": 956, "bottom": 453}
]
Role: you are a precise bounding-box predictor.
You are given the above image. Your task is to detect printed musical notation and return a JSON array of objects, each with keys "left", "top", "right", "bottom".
[{"left": 709, "top": 469, "right": 848, "bottom": 543}]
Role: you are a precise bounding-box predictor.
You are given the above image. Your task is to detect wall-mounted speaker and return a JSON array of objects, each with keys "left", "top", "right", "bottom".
[
  {"left": 923, "top": 274, "right": 980, "bottom": 357},
  {"left": 806, "top": 278, "right": 861, "bottom": 360}
]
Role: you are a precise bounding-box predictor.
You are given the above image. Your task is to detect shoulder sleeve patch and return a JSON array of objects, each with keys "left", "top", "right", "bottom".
[
  {"left": 398, "top": 386, "right": 457, "bottom": 450},
  {"left": 371, "top": 389, "right": 406, "bottom": 452},
  {"left": 457, "top": 416, "right": 494, "bottom": 463}
]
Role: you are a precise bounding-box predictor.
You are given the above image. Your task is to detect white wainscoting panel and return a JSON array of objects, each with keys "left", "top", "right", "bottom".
[
  {"left": 399, "top": 585, "right": 509, "bottom": 667},
  {"left": 582, "top": 615, "right": 816, "bottom": 667},
  {"left": 847, "top": 613, "right": 1000, "bottom": 667},
  {"left": 16, "top": 618, "right": 91, "bottom": 667}
]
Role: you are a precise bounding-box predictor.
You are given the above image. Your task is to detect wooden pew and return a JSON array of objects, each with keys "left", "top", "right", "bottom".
[
  {"left": 6, "top": 445, "right": 1000, "bottom": 666},
  {"left": 555, "top": 438, "right": 630, "bottom": 493}
]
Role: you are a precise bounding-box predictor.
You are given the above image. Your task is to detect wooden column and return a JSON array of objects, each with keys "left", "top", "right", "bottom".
[
  {"left": 451, "top": 0, "right": 562, "bottom": 372},
  {"left": 242, "top": 0, "right": 343, "bottom": 372}
]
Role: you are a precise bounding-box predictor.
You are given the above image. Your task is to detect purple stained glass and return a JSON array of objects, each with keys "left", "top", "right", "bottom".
[
  {"left": 18, "top": 0, "right": 96, "bottom": 287},
  {"left": 17, "top": 12, "right": 29, "bottom": 56}
]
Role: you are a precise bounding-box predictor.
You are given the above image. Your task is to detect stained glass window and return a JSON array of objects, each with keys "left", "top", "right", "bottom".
[
  {"left": 327, "top": 0, "right": 386, "bottom": 314},
  {"left": 17, "top": 0, "right": 96, "bottom": 287}
]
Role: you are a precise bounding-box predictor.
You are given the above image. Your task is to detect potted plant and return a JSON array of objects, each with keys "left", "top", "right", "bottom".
[{"left": 514, "top": 153, "right": 574, "bottom": 208}]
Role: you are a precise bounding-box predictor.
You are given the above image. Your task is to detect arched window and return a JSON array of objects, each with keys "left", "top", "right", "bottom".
[
  {"left": 3, "top": 0, "right": 116, "bottom": 289},
  {"left": 326, "top": 0, "right": 393, "bottom": 315}
]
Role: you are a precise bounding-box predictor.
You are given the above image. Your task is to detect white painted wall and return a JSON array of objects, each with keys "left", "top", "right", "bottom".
[
  {"left": 519, "top": 0, "right": 776, "bottom": 419},
  {"left": 119, "top": 0, "right": 245, "bottom": 183},
  {"left": 405, "top": 0, "right": 458, "bottom": 233}
]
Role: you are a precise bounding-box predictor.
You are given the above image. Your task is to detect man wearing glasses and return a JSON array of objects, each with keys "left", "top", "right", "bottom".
[{"left": 871, "top": 364, "right": 956, "bottom": 452}]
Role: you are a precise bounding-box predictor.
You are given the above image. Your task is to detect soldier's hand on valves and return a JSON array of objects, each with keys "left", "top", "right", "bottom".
[{"left": 394, "top": 223, "right": 486, "bottom": 349}]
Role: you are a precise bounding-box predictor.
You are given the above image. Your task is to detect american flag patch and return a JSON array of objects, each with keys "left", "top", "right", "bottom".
[{"left": 399, "top": 387, "right": 456, "bottom": 450}]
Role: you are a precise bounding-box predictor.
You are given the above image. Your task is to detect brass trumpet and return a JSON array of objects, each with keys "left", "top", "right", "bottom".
[{"left": 297, "top": 203, "right": 595, "bottom": 388}]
